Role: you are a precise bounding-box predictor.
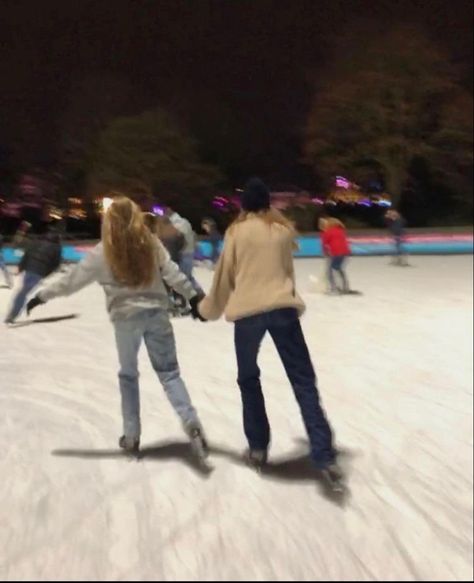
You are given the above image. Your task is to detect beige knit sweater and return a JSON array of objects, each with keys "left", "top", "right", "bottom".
[{"left": 199, "top": 214, "right": 305, "bottom": 322}]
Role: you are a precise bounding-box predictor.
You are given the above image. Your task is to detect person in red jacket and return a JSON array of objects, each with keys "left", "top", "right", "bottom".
[{"left": 321, "top": 218, "right": 351, "bottom": 294}]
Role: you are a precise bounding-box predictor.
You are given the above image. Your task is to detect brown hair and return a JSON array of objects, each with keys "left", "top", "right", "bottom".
[
  {"left": 318, "top": 217, "right": 329, "bottom": 231},
  {"left": 143, "top": 212, "right": 158, "bottom": 234},
  {"left": 102, "top": 195, "right": 157, "bottom": 288},
  {"left": 326, "top": 217, "right": 345, "bottom": 229},
  {"left": 154, "top": 215, "right": 182, "bottom": 241}
]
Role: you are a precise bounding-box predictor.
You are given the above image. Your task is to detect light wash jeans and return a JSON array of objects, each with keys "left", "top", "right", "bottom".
[
  {"left": 113, "top": 309, "right": 200, "bottom": 440},
  {"left": 6, "top": 271, "right": 42, "bottom": 322}
]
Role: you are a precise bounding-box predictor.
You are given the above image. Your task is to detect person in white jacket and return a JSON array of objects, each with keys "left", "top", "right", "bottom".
[
  {"left": 27, "top": 196, "right": 208, "bottom": 460},
  {"left": 166, "top": 207, "right": 203, "bottom": 294}
]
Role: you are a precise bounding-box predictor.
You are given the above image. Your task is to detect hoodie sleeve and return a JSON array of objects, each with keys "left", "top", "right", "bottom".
[
  {"left": 156, "top": 239, "right": 196, "bottom": 300},
  {"left": 39, "top": 245, "right": 102, "bottom": 302},
  {"left": 321, "top": 230, "right": 330, "bottom": 255},
  {"left": 198, "top": 232, "right": 236, "bottom": 321}
]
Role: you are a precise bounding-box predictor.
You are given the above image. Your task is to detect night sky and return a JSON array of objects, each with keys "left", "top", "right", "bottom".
[{"left": 1, "top": 0, "right": 472, "bottom": 184}]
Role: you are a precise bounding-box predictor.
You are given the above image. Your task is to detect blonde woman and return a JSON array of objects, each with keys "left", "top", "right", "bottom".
[
  {"left": 198, "top": 178, "right": 345, "bottom": 494},
  {"left": 27, "top": 196, "right": 208, "bottom": 460}
]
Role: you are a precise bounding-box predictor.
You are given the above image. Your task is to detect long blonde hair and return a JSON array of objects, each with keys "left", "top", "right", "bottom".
[
  {"left": 228, "top": 208, "right": 296, "bottom": 236},
  {"left": 102, "top": 196, "right": 157, "bottom": 288}
]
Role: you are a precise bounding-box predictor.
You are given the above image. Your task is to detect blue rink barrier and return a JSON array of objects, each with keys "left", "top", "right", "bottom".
[
  {"left": 198, "top": 234, "right": 473, "bottom": 259},
  {"left": 2, "top": 234, "right": 473, "bottom": 265}
]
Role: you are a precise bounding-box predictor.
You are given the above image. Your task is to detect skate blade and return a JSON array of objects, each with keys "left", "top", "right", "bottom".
[
  {"left": 189, "top": 435, "right": 210, "bottom": 463},
  {"left": 190, "top": 445, "right": 214, "bottom": 474},
  {"left": 244, "top": 457, "right": 267, "bottom": 474},
  {"left": 121, "top": 450, "right": 142, "bottom": 461},
  {"left": 329, "top": 480, "right": 347, "bottom": 494}
]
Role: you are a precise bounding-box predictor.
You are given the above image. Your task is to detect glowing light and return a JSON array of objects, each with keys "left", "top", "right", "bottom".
[
  {"left": 152, "top": 205, "right": 165, "bottom": 216},
  {"left": 102, "top": 197, "right": 113, "bottom": 212},
  {"left": 335, "top": 176, "right": 351, "bottom": 189}
]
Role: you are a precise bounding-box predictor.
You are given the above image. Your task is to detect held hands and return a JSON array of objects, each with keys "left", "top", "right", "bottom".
[{"left": 189, "top": 294, "right": 207, "bottom": 322}]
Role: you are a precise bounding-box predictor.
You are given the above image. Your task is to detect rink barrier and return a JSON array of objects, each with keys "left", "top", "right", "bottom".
[{"left": 2, "top": 233, "right": 473, "bottom": 264}]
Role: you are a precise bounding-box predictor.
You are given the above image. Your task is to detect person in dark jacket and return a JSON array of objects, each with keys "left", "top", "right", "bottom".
[
  {"left": 5, "top": 232, "right": 62, "bottom": 323},
  {"left": 155, "top": 216, "right": 186, "bottom": 264},
  {"left": 201, "top": 218, "right": 221, "bottom": 266},
  {"left": 385, "top": 209, "right": 408, "bottom": 265},
  {"left": 0, "top": 234, "right": 13, "bottom": 289},
  {"left": 321, "top": 218, "right": 352, "bottom": 294}
]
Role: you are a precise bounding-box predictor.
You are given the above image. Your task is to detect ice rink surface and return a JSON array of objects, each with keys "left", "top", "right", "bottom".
[{"left": 0, "top": 256, "right": 472, "bottom": 581}]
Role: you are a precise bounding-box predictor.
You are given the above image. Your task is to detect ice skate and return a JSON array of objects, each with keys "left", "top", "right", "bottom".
[
  {"left": 119, "top": 435, "right": 140, "bottom": 458},
  {"left": 245, "top": 449, "right": 268, "bottom": 473},
  {"left": 341, "top": 288, "right": 363, "bottom": 296},
  {"left": 185, "top": 423, "right": 210, "bottom": 464},
  {"left": 319, "top": 463, "right": 347, "bottom": 495}
]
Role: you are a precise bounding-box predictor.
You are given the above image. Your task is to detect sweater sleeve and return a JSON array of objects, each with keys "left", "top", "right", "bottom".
[
  {"left": 284, "top": 234, "right": 298, "bottom": 298},
  {"left": 39, "top": 245, "right": 101, "bottom": 302},
  {"left": 156, "top": 239, "right": 196, "bottom": 301},
  {"left": 198, "top": 232, "right": 236, "bottom": 321}
]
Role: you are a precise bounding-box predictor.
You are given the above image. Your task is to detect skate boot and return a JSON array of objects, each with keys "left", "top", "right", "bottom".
[
  {"left": 391, "top": 256, "right": 404, "bottom": 266},
  {"left": 245, "top": 449, "right": 268, "bottom": 472},
  {"left": 119, "top": 435, "right": 140, "bottom": 458},
  {"left": 185, "top": 423, "right": 209, "bottom": 463},
  {"left": 319, "top": 463, "right": 346, "bottom": 495}
]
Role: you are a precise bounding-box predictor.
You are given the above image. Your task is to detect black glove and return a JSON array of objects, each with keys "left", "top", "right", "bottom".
[
  {"left": 189, "top": 295, "right": 207, "bottom": 322},
  {"left": 26, "top": 295, "right": 45, "bottom": 316}
]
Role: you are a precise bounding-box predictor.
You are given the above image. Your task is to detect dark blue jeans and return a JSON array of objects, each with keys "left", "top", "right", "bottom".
[
  {"left": 234, "top": 308, "right": 335, "bottom": 468},
  {"left": 394, "top": 236, "right": 406, "bottom": 257}
]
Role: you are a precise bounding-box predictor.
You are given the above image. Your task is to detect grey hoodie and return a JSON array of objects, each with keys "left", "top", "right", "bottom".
[
  {"left": 39, "top": 240, "right": 195, "bottom": 322},
  {"left": 170, "top": 213, "right": 196, "bottom": 255}
]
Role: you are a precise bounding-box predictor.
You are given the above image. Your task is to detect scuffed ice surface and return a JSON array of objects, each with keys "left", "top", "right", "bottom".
[{"left": 0, "top": 256, "right": 472, "bottom": 581}]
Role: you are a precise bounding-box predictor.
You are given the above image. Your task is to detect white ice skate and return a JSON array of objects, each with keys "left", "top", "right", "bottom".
[
  {"left": 319, "top": 463, "right": 347, "bottom": 496},
  {"left": 185, "top": 423, "right": 210, "bottom": 465}
]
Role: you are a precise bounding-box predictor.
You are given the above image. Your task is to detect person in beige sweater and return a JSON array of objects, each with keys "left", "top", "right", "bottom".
[{"left": 199, "top": 178, "right": 345, "bottom": 493}]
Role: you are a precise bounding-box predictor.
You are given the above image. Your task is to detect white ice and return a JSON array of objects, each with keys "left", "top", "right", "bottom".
[{"left": 0, "top": 256, "right": 472, "bottom": 581}]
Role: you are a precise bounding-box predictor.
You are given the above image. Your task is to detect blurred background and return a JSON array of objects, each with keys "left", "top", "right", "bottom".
[{"left": 0, "top": 0, "right": 472, "bottom": 238}]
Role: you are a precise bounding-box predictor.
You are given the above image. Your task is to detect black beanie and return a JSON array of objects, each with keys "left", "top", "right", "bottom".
[{"left": 240, "top": 178, "right": 271, "bottom": 212}]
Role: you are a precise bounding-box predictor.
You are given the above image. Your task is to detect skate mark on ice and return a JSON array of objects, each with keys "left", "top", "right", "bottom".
[
  {"left": 52, "top": 440, "right": 214, "bottom": 477},
  {"left": 9, "top": 314, "right": 79, "bottom": 328}
]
